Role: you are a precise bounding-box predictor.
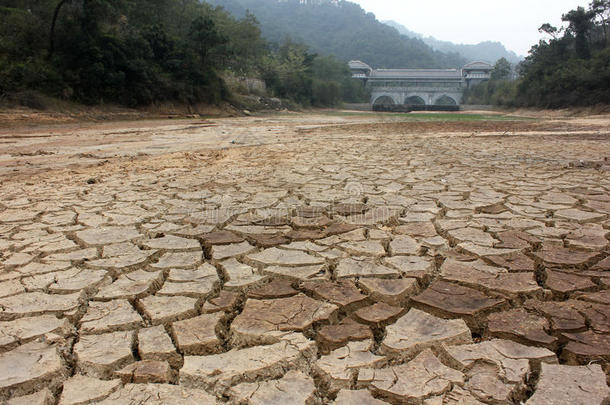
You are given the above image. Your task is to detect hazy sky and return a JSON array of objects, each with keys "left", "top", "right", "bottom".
[{"left": 350, "top": 0, "right": 591, "bottom": 56}]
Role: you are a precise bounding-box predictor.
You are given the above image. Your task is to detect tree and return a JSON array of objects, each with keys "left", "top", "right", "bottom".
[
  {"left": 538, "top": 23, "right": 562, "bottom": 40},
  {"left": 562, "top": 6, "right": 596, "bottom": 58},
  {"left": 590, "top": 0, "right": 610, "bottom": 46},
  {"left": 491, "top": 57, "right": 511, "bottom": 80}
]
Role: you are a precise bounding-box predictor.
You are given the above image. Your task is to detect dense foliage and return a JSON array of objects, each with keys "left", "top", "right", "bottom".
[
  {"left": 0, "top": 0, "right": 365, "bottom": 107},
  {"left": 206, "top": 0, "right": 466, "bottom": 69},
  {"left": 465, "top": 1, "right": 610, "bottom": 108}
]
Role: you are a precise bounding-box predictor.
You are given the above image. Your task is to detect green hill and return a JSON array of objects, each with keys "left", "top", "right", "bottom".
[
  {"left": 206, "top": 0, "right": 466, "bottom": 68},
  {"left": 383, "top": 20, "right": 522, "bottom": 64}
]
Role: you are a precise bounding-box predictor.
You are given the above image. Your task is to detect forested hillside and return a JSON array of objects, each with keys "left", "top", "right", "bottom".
[
  {"left": 383, "top": 20, "right": 522, "bottom": 65},
  {"left": 0, "top": 0, "right": 365, "bottom": 107},
  {"left": 207, "top": 0, "right": 466, "bottom": 69}
]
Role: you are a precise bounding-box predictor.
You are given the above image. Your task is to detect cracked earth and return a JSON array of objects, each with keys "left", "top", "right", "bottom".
[{"left": 0, "top": 111, "right": 609, "bottom": 404}]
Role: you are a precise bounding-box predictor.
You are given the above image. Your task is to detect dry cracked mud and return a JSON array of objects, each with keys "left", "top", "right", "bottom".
[{"left": 0, "top": 111, "right": 609, "bottom": 404}]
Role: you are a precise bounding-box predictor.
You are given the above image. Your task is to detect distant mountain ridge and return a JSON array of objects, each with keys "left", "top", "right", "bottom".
[
  {"left": 206, "top": 0, "right": 467, "bottom": 69},
  {"left": 383, "top": 20, "right": 522, "bottom": 65}
]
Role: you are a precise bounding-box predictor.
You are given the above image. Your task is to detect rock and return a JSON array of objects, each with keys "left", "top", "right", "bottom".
[
  {"left": 395, "top": 222, "right": 438, "bottom": 237},
  {"left": 524, "top": 299, "right": 586, "bottom": 332},
  {"left": 248, "top": 233, "right": 291, "bottom": 248},
  {"left": 137, "top": 325, "right": 181, "bottom": 368},
  {"left": 201, "top": 231, "right": 244, "bottom": 245},
  {"left": 167, "top": 263, "right": 218, "bottom": 282},
  {"left": 211, "top": 241, "right": 256, "bottom": 261},
  {"left": 231, "top": 294, "right": 337, "bottom": 346},
  {"left": 79, "top": 300, "right": 143, "bottom": 334},
  {"left": 336, "top": 258, "right": 399, "bottom": 279},
  {"left": 448, "top": 227, "right": 498, "bottom": 247},
  {"left": 358, "top": 349, "right": 464, "bottom": 403},
  {"left": 0, "top": 280, "right": 25, "bottom": 298},
  {"left": 202, "top": 290, "right": 241, "bottom": 313},
  {"left": 554, "top": 208, "right": 606, "bottom": 223},
  {"left": 247, "top": 247, "right": 325, "bottom": 267},
  {"left": 247, "top": 278, "right": 298, "bottom": 299},
  {"left": 94, "top": 270, "right": 163, "bottom": 301},
  {"left": 47, "top": 268, "right": 109, "bottom": 295},
  {"left": 339, "top": 240, "right": 386, "bottom": 257},
  {"left": 86, "top": 250, "right": 154, "bottom": 271},
  {"left": 58, "top": 374, "right": 121, "bottom": 405},
  {"left": 0, "top": 315, "right": 71, "bottom": 351},
  {"left": 262, "top": 264, "right": 326, "bottom": 280},
  {"left": 576, "top": 289, "right": 610, "bottom": 305},
  {"left": 487, "top": 252, "right": 536, "bottom": 272},
  {"left": 317, "top": 318, "right": 373, "bottom": 353},
  {"left": 156, "top": 278, "right": 218, "bottom": 298},
  {"left": 229, "top": 370, "right": 317, "bottom": 405},
  {"left": 487, "top": 308, "right": 557, "bottom": 348},
  {"left": 526, "top": 363, "right": 609, "bottom": 404},
  {"left": 353, "top": 303, "right": 404, "bottom": 326},
  {"left": 332, "top": 203, "right": 368, "bottom": 216},
  {"left": 458, "top": 242, "right": 519, "bottom": 257},
  {"left": 300, "top": 279, "right": 367, "bottom": 309},
  {"left": 358, "top": 277, "right": 418, "bottom": 305},
  {"left": 142, "top": 235, "right": 200, "bottom": 250},
  {"left": 0, "top": 342, "right": 66, "bottom": 400},
  {"left": 218, "top": 258, "right": 266, "bottom": 290},
  {"left": 96, "top": 383, "right": 217, "bottom": 404},
  {"left": 411, "top": 281, "right": 505, "bottom": 329},
  {"left": 180, "top": 332, "right": 316, "bottom": 395},
  {"left": 334, "top": 389, "right": 387, "bottom": 405},
  {"left": 561, "top": 330, "right": 610, "bottom": 363},
  {"left": 74, "top": 331, "right": 134, "bottom": 379},
  {"left": 151, "top": 251, "right": 203, "bottom": 269},
  {"left": 381, "top": 308, "right": 472, "bottom": 359},
  {"left": 7, "top": 388, "right": 54, "bottom": 405},
  {"left": 441, "top": 339, "right": 557, "bottom": 404},
  {"left": 440, "top": 259, "right": 541, "bottom": 298},
  {"left": 534, "top": 242, "right": 598, "bottom": 266},
  {"left": 384, "top": 255, "right": 434, "bottom": 281},
  {"left": 425, "top": 386, "right": 487, "bottom": 405},
  {"left": 389, "top": 235, "right": 421, "bottom": 255},
  {"left": 75, "top": 226, "right": 141, "bottom": 245},
  {"left": 136, "top": 295, "right": 198, "bottom": 325},
  {"left": 494, "top": 230, "right": 538, "bottom": 249},
  {"left": 315, "top": 340, "right": 385, "bottom": 393},
  {"left": 575, "top": 301, "right": 610, "bottom": 333},
  {"left": 544, "top": 270, "right": 596, "bottom": 295},
  {"left": 171, "top": 313, "right": 223, "bottom": 355},
  {"left": 115, "top": 360, "right": 173, "bottom": 384},
  {"left": 0, "top": 292, "right": 82, "bottom": 321}
]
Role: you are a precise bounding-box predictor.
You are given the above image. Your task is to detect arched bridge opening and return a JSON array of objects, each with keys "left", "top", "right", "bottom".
[
  {"left": 373, "top": 95, "right": 396, "bottom": 105},
  {"left": 405, "top": 96, "right": 426, "bottom": 105},
  {"left": 434, "top": 95, "right": 457, "bottom": 106}
]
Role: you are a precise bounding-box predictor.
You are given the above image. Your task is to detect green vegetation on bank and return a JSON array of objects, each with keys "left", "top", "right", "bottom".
[
  {"left": 464, "top": 1, "right": 610, "bottom": 108},
  {"left": 0, "top": 0, "right": 366, "bottom": 108}
]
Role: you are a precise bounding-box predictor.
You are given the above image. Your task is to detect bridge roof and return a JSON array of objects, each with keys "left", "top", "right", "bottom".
[
  {"left": 348, "top": 60, "right": 373, "bottom": 71},
  {"left": 463, "top": 61, "right": 493, "bottom": 70},
  {"left": 369, "top": 69, "right": 463, "bottom": 80}
]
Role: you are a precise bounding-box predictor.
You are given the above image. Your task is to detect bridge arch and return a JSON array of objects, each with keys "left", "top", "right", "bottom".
[
  {"left": 433, "top": 94, "right": 458, "bottom": 105},
  {"left": 405, "top": 96, "right": 426, "bottom": 105},
  {"left": 372, "top": 95, "right": 398, "bottom": 105}
]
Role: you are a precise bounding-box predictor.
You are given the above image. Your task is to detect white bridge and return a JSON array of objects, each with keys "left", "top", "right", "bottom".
[{"left": 349, "top": 60, "right": 492, "bottom": 106}]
